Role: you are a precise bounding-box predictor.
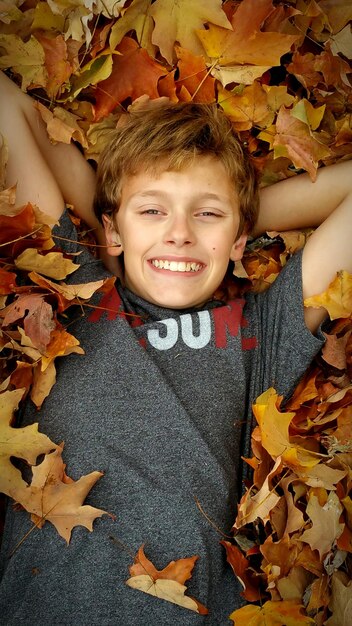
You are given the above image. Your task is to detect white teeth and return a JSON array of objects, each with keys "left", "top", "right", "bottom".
[{"left": 151, "top": 259, "right": 202, "bottom": 272}]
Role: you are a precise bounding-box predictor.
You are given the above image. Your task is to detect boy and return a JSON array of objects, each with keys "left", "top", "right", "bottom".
[{"left": 0, "top": 71, "right": 351, "bottom": 625}]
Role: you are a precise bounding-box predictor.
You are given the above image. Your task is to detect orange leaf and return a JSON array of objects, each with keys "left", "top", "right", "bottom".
[
  {"left": 175, "top": 46, "right": 215, "bottom": 103},
  {"left": 0, "top": 268, "right": 17, "bottom": 295},
  {"left": 94, "top": 37, "right": 167, "bottom": 120},
  {"left": 221, "top": 541, "right": 262, "bottom": 602},
  {"left": 126, "top": 545, "right": 208, "bottom": 614},
  {"left": 197, "top": 0, "right": 299, "bottom": 67},
  {"left": 34, "top": 32, "right": 73, "bottom": 98}
]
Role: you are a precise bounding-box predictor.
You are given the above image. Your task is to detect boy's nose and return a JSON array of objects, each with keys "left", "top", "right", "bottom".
[{"left": 164, "top": 214, "right": 194, "bottom": 247}]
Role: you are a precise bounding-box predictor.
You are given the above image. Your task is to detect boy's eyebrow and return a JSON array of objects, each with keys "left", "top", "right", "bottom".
[{"left": 130, "top": 190, "right": 230, "bottom": 202}]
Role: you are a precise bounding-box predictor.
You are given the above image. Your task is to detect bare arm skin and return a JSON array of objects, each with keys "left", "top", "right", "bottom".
[
  {"left": 0, "top": 71, "right": 118, "bottom": 273},
  {"left": 256, "top": 162, "right": 352, "bottom": 332}
]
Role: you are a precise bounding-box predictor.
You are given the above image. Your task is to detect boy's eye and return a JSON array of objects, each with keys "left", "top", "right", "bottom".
[
  {"left": 141, "top": 208, "right": 163, "bottom": 215},
  {"left": 198, "top": 210, "right": 219, "bottom": 217}
]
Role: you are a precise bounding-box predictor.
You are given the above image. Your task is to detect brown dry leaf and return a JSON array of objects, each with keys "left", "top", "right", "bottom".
[
  {"left": 149, "top": 0, "right": 231, "bottom": 64},
  {"left": 229, "top": 599, "right": 314, "bottom": 625},
  {"left": 35, "top": 101, "right": 88, "bottom": 148},
  {"left": 322, "top": 330, "right": 351, "bottom": 370},
  {"left": 0, "top": 34, "right": 47, "bottom": 90},
  {"left": 2, "top": 293, "right": 55, "bottom": 353},
  {"left": 304, "top": 271, "right": 352, "bottom": 320},
  {"left": 197, "top": 0, "right": 299, "bottom": 67},
  {"left": 17, "top": 444, "right": 112, "bottom": 544},
  {"left": 30, "top": 360, "right": 57, "bottom": 409},
  {"left": 41, "top": 328, "right": 84, "bottom": 371},
  {"left": 272, "top": 106, "right": 332, "bottom": 180},
  {"left": 34, "top": 32, "right": 74, "bottom": 98},
  {"left": 235, "top": 457, "right": 282, "bottom": 527},
  {"left": 0, "top": 388, "right": 56, "bottom": 498},
  {"left": 126, "top": 545, "right": 208, "bottom": 614},
  {"left": 325, "top": 572, "right": 352, "bottom": 626},
  {"left": 0, "top": 268, "right": 17, "bottom": 295},
  {"left": 300, "top": 492, "right": 344, "bottom": 559}
]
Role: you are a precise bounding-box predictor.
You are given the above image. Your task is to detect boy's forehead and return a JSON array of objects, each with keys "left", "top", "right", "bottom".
[{"left": 120, "top": 155, "right": 238, "bottom": 200}]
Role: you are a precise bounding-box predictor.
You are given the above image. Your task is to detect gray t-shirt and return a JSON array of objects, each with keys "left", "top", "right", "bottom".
[{"left": 0, "top": 215, "right": 324, "bottom": 625}]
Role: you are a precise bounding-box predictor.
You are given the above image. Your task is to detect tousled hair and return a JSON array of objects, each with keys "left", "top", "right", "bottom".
[{"left": 93, "top": 102, "right": 259, "bottom": 235}]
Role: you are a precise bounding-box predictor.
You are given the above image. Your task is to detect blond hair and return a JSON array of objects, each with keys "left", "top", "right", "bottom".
[{"left": 93, "top": 103, "right": 259, "bottom": 235}]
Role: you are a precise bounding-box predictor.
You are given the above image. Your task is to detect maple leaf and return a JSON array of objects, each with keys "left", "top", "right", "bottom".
[
  {"left": 221, "top": 541, "right": 262, "bottom": 602},
  {"left": 34, "top": 32, "right": 74, "bottom": 98},
  {"left": 126, "top": 545, "right": 208, "bottom": 614},
  {"left": 93, "top": 37, "right": 167, "bottom": 120},
  {"left": 149, "top": 0, "right": 231, "bottom": 65},
  {"left": 0, "top": 267, "right": 17, "bottom": 295},
  {"left": 304, "top": 270, "right": 352, "bottom": 319},
  {"left": 109, "top": 0, "right": 156, "bottom": 58},
  {"left": 0, "top": 388, "right": 57, "bottom": 498},
  {"left": 300, "top": 492, "right": 344, "bottom": 559},
  {"left": 15, "top": 248, "right": 80, "bottom": 280},
  {"left": 17, "top": 444, "right": 113, "bottom": 544},
  {"left": 325, "top": 572, "right": 352, "bottom": 626},
  {"left": 229, "top": 599, "right": 315, "bottom": 625},
  {"left": 218, "top": 82, "right": 272, "bottom": 132},
  {"left": 197, "top": 0, "right": 299, "bottom": 67},
  {"left": 175, "top": 46, "right": 215, "bottom": 103},
  {"left": 35, "top": 101, "right": 89, "bottom": 148},
  {"left": 2, "top": 293, "right": 55, "bottom": 353},
  {"left": 0, "top": 34, "right": 47, "bottom": 90}
]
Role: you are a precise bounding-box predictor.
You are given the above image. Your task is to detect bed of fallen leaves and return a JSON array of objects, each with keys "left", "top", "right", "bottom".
[{"left": 1, "top": 0, "right": 352, "bottom": 624}]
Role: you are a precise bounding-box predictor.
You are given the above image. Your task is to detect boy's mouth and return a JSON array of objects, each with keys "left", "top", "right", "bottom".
[{"left": 150, "top": 259, "right": 204, "bottom": 273}]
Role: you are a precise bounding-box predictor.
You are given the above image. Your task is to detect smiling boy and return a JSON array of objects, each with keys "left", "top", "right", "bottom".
[{"left": 0, "top": 75, "right": 352, "bottom": 625}]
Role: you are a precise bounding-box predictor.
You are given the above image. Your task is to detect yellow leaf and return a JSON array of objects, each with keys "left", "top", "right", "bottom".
[
  {"left": 0, "top": 34, "right": 47, "bottom": 90},
  {"left": 149, "top": 0, "right": 231, "bottom": 64},
  {"left": 126, "top": 576, "right": 202, "bottom": 613},
  {"left": 304, "top": 270, "right": 352, "bottom": 319},
  {"left": 218, "top": 82, "right": 271, "bottom": 131},
  {"left": 252, "top": 388, "right": 294, "bottom": 458},
  {"left": 0, "top": 388, "right": 56, "bottom": 498},
  {"left": 15, "top": 248, "right": 79, "bottom": 280},
  {"left": 30, "top": 360, "right": 57, "bottom": 409},
  {"left": 230, "top": 599, "right": 314, "bottom": 625},
  {"left": 109, "top": 0, "right": 156, "bottom": 57},
  {"left": 291, "top": 98, "right": 326, "bottom": 131},
  {"left": 32, "top": 1, "right": 65, "bottom": 32},
  {"left": 211, "top": 64, "right": 271, "bottom": 87}
]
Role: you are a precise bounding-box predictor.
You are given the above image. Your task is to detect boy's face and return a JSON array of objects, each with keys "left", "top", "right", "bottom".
[{"left": 103, "top": 156, "right": 247, "bottom": 309}]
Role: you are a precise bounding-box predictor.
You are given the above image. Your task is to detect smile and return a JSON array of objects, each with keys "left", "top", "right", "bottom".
[{"left": 150, "top": 259, "right": 204, "bottom": 272}]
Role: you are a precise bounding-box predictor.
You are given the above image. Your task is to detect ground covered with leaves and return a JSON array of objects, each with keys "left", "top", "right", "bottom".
[{"left": 0, "top": 1, "right": 352, "bottom": 624}]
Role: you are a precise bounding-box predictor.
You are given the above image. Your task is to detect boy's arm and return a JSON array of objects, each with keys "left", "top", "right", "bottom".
[
  {"left": 0, "top": 71, "right": 118, "bottom": 274},
  {"left": 254, "top": 161, "right": 352, "bottom": 333}
]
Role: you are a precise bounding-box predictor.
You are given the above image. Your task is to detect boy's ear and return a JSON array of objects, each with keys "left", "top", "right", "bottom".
[
  {"left": 230, "top": 233, "right": 247, "bottom": 262},
  {"left": 102, "top": 214, "right": 123, "bottom": 257}
]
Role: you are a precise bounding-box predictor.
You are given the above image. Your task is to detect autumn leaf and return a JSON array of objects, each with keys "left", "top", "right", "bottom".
[
  {"left": 0, "top": 34, "right": 47, "bottom": 90},
  {"left": 0, "top": 388, "right": 56, "bottom": 498},
  {"left": 93, "top": 37, "right": 167, "bottom": 121},
  {"left": 325, "top": 572, "right": 352, "bottom": 626},
  {"left": 109, "top": 0, "right": 156, "bottom": 58},
  {"left": 272, "top": 106, "right": 331, "bottom": 180},
  {"left": 126, "top": 545, "right": 208, "bottom": 614},
  {"left": 304, "top": 270, "right": 352, "bottom": 319},
  {"left": 15, "top": 248, "right": 80, "bottom": 280},
  {"left": 149, "top": 0, "right": 232, "bottom": 65},
  {"left": 2, "top": 293, "right": 55, "bottom": 353},
  {"left": 16, "top": 444, "right": 113, "bottom": 544},
  {"left": 221, "top": 541, "right": 262, "bottom": 602},
  {"left": 229, "top": 599, "right": 315, "bottom": 625},
  {"left": 300, "top": 492, "right": 344, "bottom": 559},
  {"left": 197, "top": 0, "right": 299, "bottom": 67}
]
